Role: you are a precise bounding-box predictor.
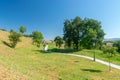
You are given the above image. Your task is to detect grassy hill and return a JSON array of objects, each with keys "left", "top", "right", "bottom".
[{"left": 0, "top": 30, "right": 120, "bottom": 80}]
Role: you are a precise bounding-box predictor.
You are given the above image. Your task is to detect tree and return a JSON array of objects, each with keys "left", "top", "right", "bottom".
[
  {"left": 63, "top": 17, "right": 83, "bottom": 50},
  {"left": 9, "top": 30, "right": 21, "bottom": 48},
  {"left": 63, "top": 19, "right": 73, "bottom": 48},
  {"left": 102, "top": 46, "right": 117, "bottom": 71},
  {"left": 63, "top": 16, "right": 105, "bottom": 50},
  {"left": 32, "top": 31, "right": 43, "bottom": 47},
  {"left": 72, "top": 16, "right": 82, "bottom": 49},
  {"left": 81, "top": 18, "right": 105, "bottom": 49},
  {"left": 19, "top": 26, "right": 26, "bottom": 34},
  {"left": 54, "top": 36, "right": 63, "bottom": 48}
]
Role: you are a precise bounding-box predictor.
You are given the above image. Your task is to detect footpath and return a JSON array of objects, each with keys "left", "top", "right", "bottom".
[{"left": 66, "top": 54, "right": 120, "bottom": 70}]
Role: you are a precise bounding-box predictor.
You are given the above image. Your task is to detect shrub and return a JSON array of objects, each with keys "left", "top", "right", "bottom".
[
  {"left": 32, "top": 31, "right": 43, "bottom": 47},
  {"left": 9, "top": 30, "right": 21, "bottom": 48}
]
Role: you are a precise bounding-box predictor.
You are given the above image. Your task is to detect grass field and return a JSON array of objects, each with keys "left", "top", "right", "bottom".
[
  {"left": 74, "top": 49, "right": 120, "bottom": 65},
  {"left": 0, "top": 30, "right": 120, "bottom": 80}
]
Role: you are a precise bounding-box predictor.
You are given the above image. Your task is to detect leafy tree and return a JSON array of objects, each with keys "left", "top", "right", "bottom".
[
  {"left": 19, "top": 26, "right": 26, "bottom": 34},
  {"left": 72, "top": 16, "right": 82, "bottom": 49},
  {"left": 9, "top": 30, "right": 21, "bottom": 48},
  {"left": 63, "top": 19, "right": 73, "bottom": 48},
  {"left": 32, "top": 31, "right": 43, "bottom": 47},
  {"left": 63, "top": 16, "right": 105, "bottom": 50},
  {"left": 81, "top": 18, "right": 105, "bottom": 49},
  {"left": 54, "top": 36, "right": 63, "bottom": 48},
  {"left": 113, "top": 40, "right": 120, "bottom": 53},
  {"left": 102, "top": 46, "right": 118, "bottom": 71},
  {"left": 63, "top": 17, "right": 83, "bottom": 50}
]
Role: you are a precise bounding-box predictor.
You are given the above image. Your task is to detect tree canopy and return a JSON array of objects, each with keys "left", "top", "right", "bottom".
[
  {"left": 32, "top": 31, "right": 43, "bottom": 47},
  {"left": 63, "top": 16, "right": 105, "bottom": 50},
  {"left": 54, "top": 36, "right": 63, "bottom": 48},
  {"left": 102, "top": 46, "right": 118, "bottom": 71},
  {"left": 9, "top": 30, "right": 21, "bottom": 48},
  {"left": 19, "top": 26, "right": 26, "bottom": 34}
]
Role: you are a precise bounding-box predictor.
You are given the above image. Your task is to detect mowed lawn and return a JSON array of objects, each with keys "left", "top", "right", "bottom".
[{"left": 0, "top": 30, "right": 120, "bottom": 80}]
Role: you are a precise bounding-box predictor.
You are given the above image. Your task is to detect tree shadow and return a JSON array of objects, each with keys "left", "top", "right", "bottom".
[
  {"left": 81, "top": 69, "right": 102, "bottom": 73},
  {"left": 48, "top": 48, "right": 79, "bottom": 53},
  {"left": 2, "top": 41, "right": 11, "bottom": 48},
  {"left": 33, "top": 48, "right": 80, "bottom": 54},
  {"left": 33, "top": 50, "right": 52, "bottom": 54}
]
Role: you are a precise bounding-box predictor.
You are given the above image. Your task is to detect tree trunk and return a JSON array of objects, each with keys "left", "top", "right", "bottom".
[{"left": 109, "top": 57, "right": 111, "bottom": 71}]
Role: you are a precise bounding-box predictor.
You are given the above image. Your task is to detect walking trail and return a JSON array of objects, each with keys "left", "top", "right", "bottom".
[{"left": 66, "top": 54, "right": 120, "bottom": 70}]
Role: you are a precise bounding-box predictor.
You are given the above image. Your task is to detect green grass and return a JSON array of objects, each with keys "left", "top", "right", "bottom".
[
  {"left": 1, "top": 48, "right": 120, "bottom": 80},
  {"left": 74, "top": 49, "right": 120, "bottom": 65},
  {"left": 0, "top": 47, "right": 120, "bottom": 80},
  {"left": 0, "top": 30, "right": 120, "bottom": 80}
]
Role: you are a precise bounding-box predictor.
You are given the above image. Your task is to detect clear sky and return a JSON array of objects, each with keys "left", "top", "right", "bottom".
[{"left": 0, "top": 0, "right": 120, "bottom": 40}]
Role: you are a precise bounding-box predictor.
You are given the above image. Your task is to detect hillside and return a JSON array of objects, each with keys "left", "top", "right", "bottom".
[
  {"left": 0, "top": 30, "right": 37, "bottom": 79},
  {"left": 0, "top": 30, "right": 120, "bottom": 80}
]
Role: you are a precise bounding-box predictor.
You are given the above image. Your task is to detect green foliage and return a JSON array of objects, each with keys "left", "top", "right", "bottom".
[
  {"left": 63, "top": 19, "right": 72, "bottom": 48},
  {"left": 32, "top": 31, "right": 43, "bottom": 47},
  {"left": 63, "top": 16, "right": 82, "bottom": 50},
  {"left": 54, "top": 36, "right": 63, "bottom": 48},
  {"left": 113, "top": 40, "right": 120, "bottom": 53},
  {"left": 63, "top": 16, "right": 105, "bottom": 50},
  {"left": 81, "top": 18, "right": 105, "bottom": 49},
  {"left": 102, "top": 46, "right": 118, "bottom": 71},
  {"left": 9, "top": 30, "right": 21, "bottom": 48},
  {"left": 19, "top": 26, "right": 26, "bottom": 34},
  {"left": 102, "top": 46, "right": 117, "bottom": 58}
]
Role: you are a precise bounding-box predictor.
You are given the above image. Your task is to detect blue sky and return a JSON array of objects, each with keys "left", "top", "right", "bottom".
[{"left": 0, "top": 0, "right": 120, "bottom": 40}]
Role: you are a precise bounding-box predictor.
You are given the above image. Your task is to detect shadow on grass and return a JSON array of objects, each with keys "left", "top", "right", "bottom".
[
  {"left": 34, "top": 48, "right": 80, "bottom": 54},
  {"left": 34, "top": 50, "right": 52, "bottom": 54},
  {"left": 48, "top": 48, "right": 79, "bottom": 53},
  {"left": 81, "top": 69, "right": 102, "bottom": 73},
  {"left": 2, "top": 41, "right": 11, "bottom": 48}
]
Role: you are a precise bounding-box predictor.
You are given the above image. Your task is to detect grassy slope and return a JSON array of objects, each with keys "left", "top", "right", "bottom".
[{"left": 0, "top": 30, "right": 120, "bottom": 80}]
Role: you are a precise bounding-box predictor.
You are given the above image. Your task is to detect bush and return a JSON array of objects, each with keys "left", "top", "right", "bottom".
[
  {"left": 32, "top": 31, "right": 43, "bottom": 47},
  {"left": 9, "top": 30, "right": 21, "bottom": 48},
  {"left": 19, "top": 26, "right": 26, "bottom": 34}
]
